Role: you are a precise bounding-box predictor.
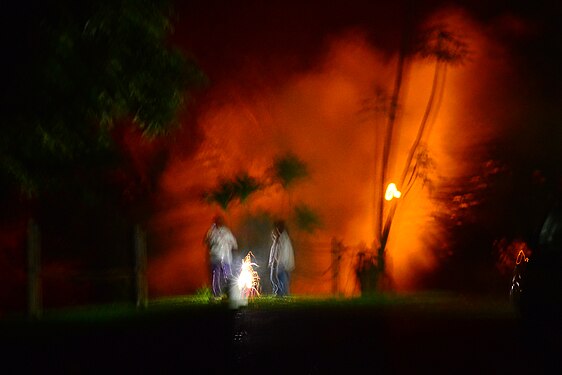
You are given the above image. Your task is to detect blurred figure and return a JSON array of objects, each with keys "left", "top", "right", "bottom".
[
  {"left": 269, "top": 220, "right": 295, "bottom": 296},
  {"left": 205, "top": 215, "right": 238, "bottom": 298}
]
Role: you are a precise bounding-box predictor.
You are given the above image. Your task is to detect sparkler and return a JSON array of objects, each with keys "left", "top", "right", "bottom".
[
  {"left": 237, "top": 251, "right": 260, "bottom": 298},
  {"left": 515, "top": 249, "right": 529, "bottom": 265},
  {"left": 510, "top": 248, "right": 529, "bottom": 304}
]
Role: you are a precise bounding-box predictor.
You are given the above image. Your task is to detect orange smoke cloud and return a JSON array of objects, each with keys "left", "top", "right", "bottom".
[{"left": 148, "top": 8, "right": 520, "bottom": 297}]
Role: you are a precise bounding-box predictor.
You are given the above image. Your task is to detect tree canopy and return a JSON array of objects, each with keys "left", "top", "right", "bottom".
[{"left": 0, "top": 0, "right": 203, "bottom": 198}]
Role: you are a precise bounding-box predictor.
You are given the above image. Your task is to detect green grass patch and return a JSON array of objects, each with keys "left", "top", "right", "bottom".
[{"left": 0, "top": 290, "right": 516, "bottom": 326}]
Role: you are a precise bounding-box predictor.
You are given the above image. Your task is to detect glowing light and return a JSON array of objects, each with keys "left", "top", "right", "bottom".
[
  {"left": 237, "top": 251, "right": 260, "bottom": 298},
  {"left": 515, "top": 249, "right": 529, "bottom": 265},
  {"left": 384, "top": 183, "right": 402, "bottom": 201}
]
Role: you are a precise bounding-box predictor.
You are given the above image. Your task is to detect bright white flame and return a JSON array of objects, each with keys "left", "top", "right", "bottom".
[
  {"left": 237, "top": 251, "right": 260, "bottom": 297},
  {"left": 385, "top": 183, "right": 402, "bottom": 201}
]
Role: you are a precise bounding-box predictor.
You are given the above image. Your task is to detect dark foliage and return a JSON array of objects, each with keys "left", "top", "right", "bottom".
[
  {"left": 293, "top": 204, "right": 321, "bottom": 233},
  {"left": 205, "top": 172, "right": 262, "bottom": 210},
  {"left": 0, "top": 0, "right": 203, "bottom": 308},
  {"left": 0, "top": 0, "right": 203, "bottom": 198},
  {"left": 272, "top": 152, "right": 309, "bottom": 188}
]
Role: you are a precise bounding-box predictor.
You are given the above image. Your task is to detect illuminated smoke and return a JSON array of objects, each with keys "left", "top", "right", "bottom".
[{"left": 148, "top": 8, "right": 522, "bottom": 296}]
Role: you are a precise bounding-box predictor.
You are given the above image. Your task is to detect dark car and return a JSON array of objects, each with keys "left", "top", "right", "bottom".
[
  {"left": 519, "top": 205, "right": 562, "bottom": 315},
  {"left": 514, "top": 204, "right": 562, "bottom": 371}
]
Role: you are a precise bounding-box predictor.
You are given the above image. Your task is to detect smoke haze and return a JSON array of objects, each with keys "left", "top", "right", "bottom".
[{"left": 148, "top": 6, "right": 527, "bottom": 296}]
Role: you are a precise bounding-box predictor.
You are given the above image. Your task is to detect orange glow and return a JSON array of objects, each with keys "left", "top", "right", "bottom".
[{"left": 147, "top": 8, "right": 522, "bottom": 297}]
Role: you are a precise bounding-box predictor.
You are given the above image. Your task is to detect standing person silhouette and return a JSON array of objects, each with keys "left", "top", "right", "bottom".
[
  {"left": 269, "top": 220, "right": 295, "bottom": 296},
  {"left": 205, "top": 215, "right": 237, "bottom": 298}
]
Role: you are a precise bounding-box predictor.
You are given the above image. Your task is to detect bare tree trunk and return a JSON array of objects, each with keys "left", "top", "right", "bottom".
[
  {"left": 375, "top": 1, "right": 416, "bottom": 292},
  {"left": 134, "top": 225, "right": 148, "bottom": 309},
  {"left": 377, "top": 17, "right": 412, "bottom": 281},
  {"left": 380, "top": 59, "right": 448, "bottom": 263},
  {"left": 27, "top": 219, "right": 41, "bottom": 319},
  {"left": 378, "top": 46, "right": 407, "bottom": 241},
  {"left": 400, "top": 60, "right": 446, "bottom": 193}
]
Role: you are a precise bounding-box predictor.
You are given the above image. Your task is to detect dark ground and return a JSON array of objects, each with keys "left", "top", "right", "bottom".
[{"left": 0, "top": 294, "right": 560, "bottom": 374}]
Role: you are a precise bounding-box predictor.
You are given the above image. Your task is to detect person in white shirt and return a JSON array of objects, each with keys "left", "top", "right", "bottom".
[
  {"left": 269, "top": 220, "right": 295, "bottom": 296},
  {"left": 205, "top": 215, "right": 238, "bottom": 297}
]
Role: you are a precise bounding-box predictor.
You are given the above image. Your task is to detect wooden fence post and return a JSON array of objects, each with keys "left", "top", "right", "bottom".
[
  {"left": 331, "top": 238, "right": 344, "bottom": 296},
  {"left": 134, "top": 225, "right": 148, "bottom": 309},
  {"left": 27, "top": 219, "right": 42, "bottom": 318}
]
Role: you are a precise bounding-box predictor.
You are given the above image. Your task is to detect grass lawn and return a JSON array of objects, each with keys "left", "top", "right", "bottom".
[{"left": 0, "top": 291, "right": 554, "bottom": 374}]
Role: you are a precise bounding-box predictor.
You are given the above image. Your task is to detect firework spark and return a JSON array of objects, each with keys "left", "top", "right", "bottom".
[{"left": 237, "top": 251, "right": 261, "bottom": 298}]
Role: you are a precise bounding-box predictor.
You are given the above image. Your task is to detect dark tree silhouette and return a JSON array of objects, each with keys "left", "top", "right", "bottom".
[
  {"left": 0, "top": 0, "right": 203, "bottom": 198},
  {"left": 368, "top": 24, "right": 468, "bottom": 293},
  {"left": 205, "top": 172, "right": 261, "bottom": 211},
  {"left": 272, "top": 152, "right": 309, "bottom": 189},
  {"left": 293, "top": 204, "right": 322, "bottom": 233},
  {"left": 0, "top": 0, "right": 203, "bottom": 308}
]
